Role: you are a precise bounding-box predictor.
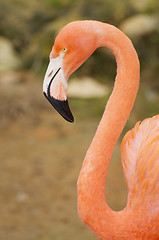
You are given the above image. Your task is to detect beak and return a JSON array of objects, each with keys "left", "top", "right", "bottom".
[{"left": 43, "top": 57, "right": 74, "bottom": 123}]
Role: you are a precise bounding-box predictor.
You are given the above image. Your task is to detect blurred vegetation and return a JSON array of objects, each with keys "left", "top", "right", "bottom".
[
  {"left": 0, "top": 1, "right": 158, "bottom": 239},
  {"left": 0, "top": 0, "right": 158, "bottom": 132},
  {"left": 0, "top": 0, "right": 159, "bottom": 89}
]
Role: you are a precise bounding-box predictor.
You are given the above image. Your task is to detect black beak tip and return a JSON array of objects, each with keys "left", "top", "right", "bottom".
[{"left": 43, "top": 92, "right": 74, "bottom": 123}]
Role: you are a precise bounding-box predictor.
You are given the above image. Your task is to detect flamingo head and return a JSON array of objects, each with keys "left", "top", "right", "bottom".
[{"left": 43, "top": 21, "right": 97, "bottom": 122}]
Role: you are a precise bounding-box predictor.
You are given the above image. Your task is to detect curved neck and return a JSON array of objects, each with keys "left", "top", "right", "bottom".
[{"left": 77, "top": 22, "right": 140, "bottom": 239}]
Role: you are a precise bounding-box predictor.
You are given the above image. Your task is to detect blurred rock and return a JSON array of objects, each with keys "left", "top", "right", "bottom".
[
  {"left": 120, "top": 14, "right": 159, "bottom": 39},
  {"left": 68, "top": 76, "right": 109, "bottom": 98},
  {"left": 145, "top": 88, "right": 158, "bottom": 102},
  {"left": 0, "top": 37, "right": 21, "bottom": 72},
  {"left": 131, "top": 0, "right": 158, "bottom": 12},
  {"left": 16, "top": 192, "right": 28, "bottom": 203}
]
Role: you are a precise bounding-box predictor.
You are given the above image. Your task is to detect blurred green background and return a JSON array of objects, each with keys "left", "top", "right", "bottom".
[{"left": 0, "top": 0, "right": 158, "bottom": 239}]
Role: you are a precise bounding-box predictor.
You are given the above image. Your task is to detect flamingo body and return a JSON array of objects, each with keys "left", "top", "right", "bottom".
[{"left": 43, "top": 20, "right": 159, "bottom": 239}]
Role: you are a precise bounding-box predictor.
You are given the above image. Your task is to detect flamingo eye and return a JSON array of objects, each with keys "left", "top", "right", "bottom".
[{"left": 61, "top": 48, "right": 67, "bottom": 53}]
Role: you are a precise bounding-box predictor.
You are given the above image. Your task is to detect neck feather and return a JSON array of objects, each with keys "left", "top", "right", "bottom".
[{"left": 77, "top": 21, "right": 140, "bottom": 239}]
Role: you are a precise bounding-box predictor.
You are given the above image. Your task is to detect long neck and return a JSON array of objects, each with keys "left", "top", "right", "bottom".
[{"left": 77, "top": 22, "right": 140, "bottom": 239}]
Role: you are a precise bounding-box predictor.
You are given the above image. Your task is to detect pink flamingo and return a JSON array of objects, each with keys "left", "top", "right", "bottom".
[{"left": 43, "top": 21, "right": 159, "bottom": 239}]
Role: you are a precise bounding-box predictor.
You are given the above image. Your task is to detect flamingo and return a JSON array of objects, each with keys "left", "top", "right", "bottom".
[{"left": 43, "top": 20, "right": 159, "bottom": 239}]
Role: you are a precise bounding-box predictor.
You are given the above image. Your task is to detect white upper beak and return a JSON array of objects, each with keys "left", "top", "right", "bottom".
[{"left": 43, "top": 54, "right": 67, "bottom": 101}]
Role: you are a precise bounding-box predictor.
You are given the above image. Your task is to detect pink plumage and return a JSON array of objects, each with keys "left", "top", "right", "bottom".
[{"left": 43, "top": 20, "right": 159, "bottom": 239}]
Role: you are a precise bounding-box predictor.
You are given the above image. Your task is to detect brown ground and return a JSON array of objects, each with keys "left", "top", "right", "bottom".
[{"left": 0, "top": 73, "right": 127, "bottom": 240}]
